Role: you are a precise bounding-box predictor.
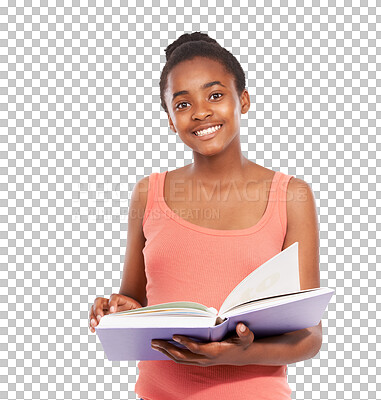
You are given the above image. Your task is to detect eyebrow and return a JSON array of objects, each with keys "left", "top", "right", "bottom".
[{"left": 172, "top": 81, "right": 226, "bottom": 103}]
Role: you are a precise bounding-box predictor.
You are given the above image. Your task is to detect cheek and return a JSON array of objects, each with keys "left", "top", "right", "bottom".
[
  {"left": 233, "top": 102, "right": 243, "bottom": 118},
  {"left": 221, "top": 99, "right": 240, "bottom": 119},
  {"left": 172, "top": 112, "right": 188, "bottom": 126}
]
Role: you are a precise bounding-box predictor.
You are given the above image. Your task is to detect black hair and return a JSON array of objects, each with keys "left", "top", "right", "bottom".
[{"left": 159, "top": 32, "right": 246, "bottom": 114}]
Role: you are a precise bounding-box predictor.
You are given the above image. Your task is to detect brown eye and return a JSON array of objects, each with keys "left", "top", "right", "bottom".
[
  {"left": 176, "top": 102, "right": 189, "bottom": 110},
  {"left": 210, "top": 93, "right": 223, "bottom": 100}
]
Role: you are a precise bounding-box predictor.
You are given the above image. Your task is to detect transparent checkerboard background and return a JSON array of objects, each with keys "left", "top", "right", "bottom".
[{"left": 1, "top": 1, "right": 380, "bottom": 399}]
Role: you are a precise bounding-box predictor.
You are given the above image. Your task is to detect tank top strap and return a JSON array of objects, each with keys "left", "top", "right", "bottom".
[
  {"left": 142, "top": 172, "right": 161, "bottom": 227},
  {"left": 275, "top": 172, "right": 294, "bottom": 238}
]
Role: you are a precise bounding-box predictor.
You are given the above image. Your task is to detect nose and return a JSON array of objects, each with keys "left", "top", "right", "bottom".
[{"left": 191, "top": 101, "right": 212, "bottom": 120}]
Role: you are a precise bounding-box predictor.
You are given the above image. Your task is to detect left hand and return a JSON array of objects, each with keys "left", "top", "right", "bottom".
[{"left": 151, "top": 323, "right": 255, "bottom": 367}]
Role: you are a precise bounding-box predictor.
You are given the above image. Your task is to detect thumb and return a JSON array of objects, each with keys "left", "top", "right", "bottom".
[
  {"left": 237, "top": 323, "right": 248, "bottom": 335},
  {"left": 237, "top": 323, "right": 254, "bottom": 345}
]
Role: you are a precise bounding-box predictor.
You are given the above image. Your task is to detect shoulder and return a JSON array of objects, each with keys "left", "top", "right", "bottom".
[
  {"left": 286, "top": 176, "right": 315, "bottom": 203},
  {"left": 136, "top": 175, "right": 150, "bottom": 192},
  {"left": 129, "top": 175, "right": 150, "bottom": 217},
  {"left": 133, "top": 167, "right": 186, "bottom": 203},
  {"left": 285, "top": 176, "right": 318, "bottom": 225},
  {"left": 132, "top": 175, "right": 150, "bottom": 199}
]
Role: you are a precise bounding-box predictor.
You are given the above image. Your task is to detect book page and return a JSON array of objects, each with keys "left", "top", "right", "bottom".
[
  {"left": 218, "top": 242, "right": 300, "bottom": 317},
  {"left": 111, "top": 301, "right": 217, "bottom": 316},
  {"left": 221, "top": 288, "right": 325, "bottom": 319},
  {"left": 110, "top": 308, "right": 214, "bottom": 317},
  {"left": 97, "top": 313, "right": 216, "bottom": 328}
]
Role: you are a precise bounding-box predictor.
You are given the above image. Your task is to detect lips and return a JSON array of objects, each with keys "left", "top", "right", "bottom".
[{"left": 192, "top": 124, "right": 223, "bottom": 135}]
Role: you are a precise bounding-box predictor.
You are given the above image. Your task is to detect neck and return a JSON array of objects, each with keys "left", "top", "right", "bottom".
[{"left": 190, "top": 138, "right": 249, "bottom": 184}]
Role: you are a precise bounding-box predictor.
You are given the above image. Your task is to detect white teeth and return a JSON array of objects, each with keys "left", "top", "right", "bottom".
[{"left": 194, "top": 125, "right": 221, "bottom": 136}]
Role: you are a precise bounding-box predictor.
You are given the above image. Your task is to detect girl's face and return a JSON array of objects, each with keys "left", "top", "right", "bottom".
[{"left": 164, "top": 56, "right": 250, "bottom": 157}]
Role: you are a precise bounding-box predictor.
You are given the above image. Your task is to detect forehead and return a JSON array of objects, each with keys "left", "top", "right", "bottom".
[{"left": 166, "top": 57, "right": 234, "bottom": 93}]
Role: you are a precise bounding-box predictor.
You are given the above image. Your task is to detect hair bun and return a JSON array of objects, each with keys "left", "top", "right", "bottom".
[{"left": 164, "top": 31, "right": 219, "bottom": 61}]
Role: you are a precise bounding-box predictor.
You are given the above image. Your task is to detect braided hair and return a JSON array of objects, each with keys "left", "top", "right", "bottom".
[{"left": 159, "top": 32, "right": 246, "bottom": 114}]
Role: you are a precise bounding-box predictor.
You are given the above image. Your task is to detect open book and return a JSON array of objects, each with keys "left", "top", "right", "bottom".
[{"left": 95, "top": 242, "right": 334, "bottom": 361}]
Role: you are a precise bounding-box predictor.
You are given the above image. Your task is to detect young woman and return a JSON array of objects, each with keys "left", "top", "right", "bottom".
[{"left": 89, "top": 31, "right": 322, "bottom": 400}]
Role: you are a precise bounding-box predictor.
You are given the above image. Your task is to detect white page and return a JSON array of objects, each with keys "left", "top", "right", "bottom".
[
  {"left": 221, "top": 288, "right": 327, "bottom": 319},
  {"left": 218, "top": 242, "right": 300, "bottom": 317},
  {"left": 97, "top": 313, "right": 216, "bottom": 328},
  {"left": 108, "top": 307, "right": 215, "bottom": 317},
  {"left": 112, "top": 301, "right": 216, "bottom": 316}
]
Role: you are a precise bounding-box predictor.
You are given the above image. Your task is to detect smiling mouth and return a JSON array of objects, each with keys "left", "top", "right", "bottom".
[{"left": 193, "top": 124, "right": 223, "bottom": 136}]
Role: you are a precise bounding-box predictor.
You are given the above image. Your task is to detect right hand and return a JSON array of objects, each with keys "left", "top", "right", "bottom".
[{"left": 89, "top": 294, "right": 142, "bottom": 333}]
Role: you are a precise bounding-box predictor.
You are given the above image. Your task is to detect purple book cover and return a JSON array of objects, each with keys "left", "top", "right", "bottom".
[{"left": 95, "top": 288, "right": 334, "bottom": 361}]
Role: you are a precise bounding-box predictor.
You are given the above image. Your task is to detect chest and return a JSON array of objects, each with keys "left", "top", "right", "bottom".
[{"left": 163, "top": 178, "right": 272, "bottom": 230}]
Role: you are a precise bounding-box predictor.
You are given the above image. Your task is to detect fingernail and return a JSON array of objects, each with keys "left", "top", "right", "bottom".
[
  {"left": 91, "top": 319, "right": 96, "bottom": 326},
  {"left": 172, "top": 336, "right": 181, "bottom": 342},
  {"left": 110, "top": 306, "right": 115, "bottom": 313},
  {"left": 97, "top": 315, "right": 101, "bottom": 322},
  {"left": 239, "top": 324, "right": 246, "bottom": 332}
]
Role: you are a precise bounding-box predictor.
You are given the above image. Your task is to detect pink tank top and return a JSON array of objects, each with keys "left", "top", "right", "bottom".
[{"left": 135, "top": 170, "right": 294, "bottom": 400}]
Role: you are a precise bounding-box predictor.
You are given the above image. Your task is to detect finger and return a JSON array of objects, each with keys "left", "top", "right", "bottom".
[
  {"left": 171, "top": 336, "right": 217, "bottom": 357},
  {"left": 108, "top": 293, "right": 130, "bottom": 313},
  {"left": 89, "top": 304, "right": 97, "bottom": 330},
  {"left": 236, "top": 323, "right": 255, "bottom": 348},
  {"left": 89, "top": 304, "right": 95, "bottom": 322},
  {"left": 94, "top": 298, "right": 108, "bottom": 322},
  {"left": 151, "top": 341, "right": 206, "bottom": 365},
  {"left": 108, "top": 294, "right": 120, "bottom": 313},
  {"left": 89, "top": 316, "right": 97, "bottom": 329}
]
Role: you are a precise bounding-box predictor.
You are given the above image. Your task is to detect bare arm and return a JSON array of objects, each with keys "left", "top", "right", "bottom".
[
  {"left": 240, "top": 177, "right": 323, "bottom": 366},
  {"left": 118, "top": 176, "right": 150, "bottom": 307}
]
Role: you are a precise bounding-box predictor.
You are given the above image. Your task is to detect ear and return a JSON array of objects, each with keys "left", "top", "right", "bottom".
[
  {"left": 240, "top": 89, "right": 251, "bottom": 114},
  {"left": 168, "top": 114, "right": 177, "bottom": 133}
]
